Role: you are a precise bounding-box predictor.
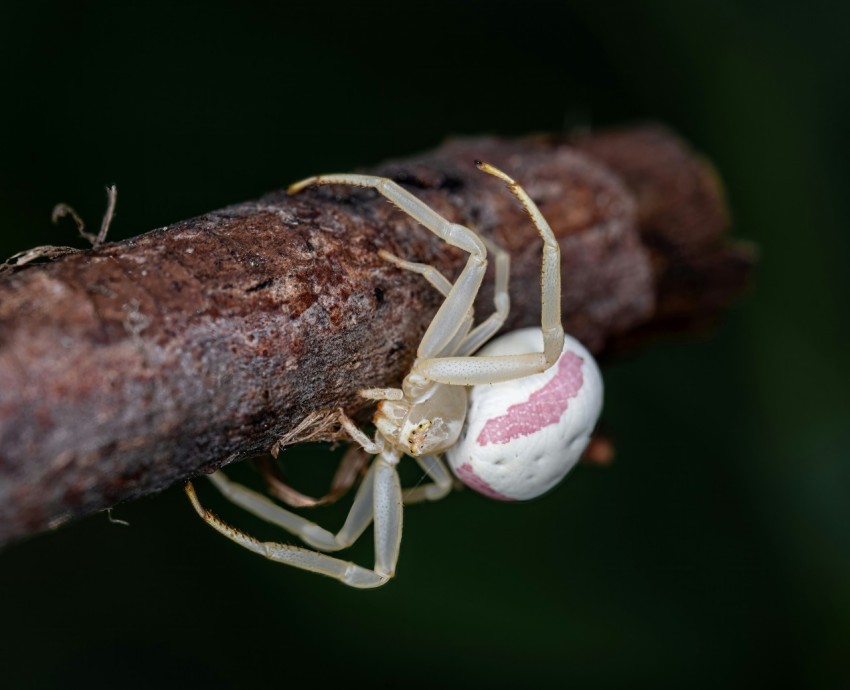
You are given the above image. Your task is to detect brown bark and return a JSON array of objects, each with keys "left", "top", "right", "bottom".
[{"left": 0, "top": 125, "right": 754, "bottom": 545}]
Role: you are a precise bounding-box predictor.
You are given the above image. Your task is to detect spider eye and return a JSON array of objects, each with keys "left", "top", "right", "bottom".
[{"left": 406, "top": 420, "right": 433, "bottom": 456}]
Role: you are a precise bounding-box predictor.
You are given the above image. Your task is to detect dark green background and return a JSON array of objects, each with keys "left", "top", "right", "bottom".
[{"left": 1, "top": 1, "right": 847, "bottom": 688}]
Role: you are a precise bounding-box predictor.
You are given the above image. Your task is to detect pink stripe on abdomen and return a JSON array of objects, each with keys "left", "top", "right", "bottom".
[
  {"left": 455, "top": 463, "right": 514, "bottom": 501},
  {"left": 476, "top": 352, "right": 584, "bottom": 446}
]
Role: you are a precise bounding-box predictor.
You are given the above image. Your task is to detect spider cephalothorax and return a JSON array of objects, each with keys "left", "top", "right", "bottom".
[{"left": 376, "top": 380, "right": 467, "bottom": 457}]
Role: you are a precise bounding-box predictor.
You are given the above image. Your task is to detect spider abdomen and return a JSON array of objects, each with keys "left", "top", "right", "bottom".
[{"left": 445, "top": 328, "right": 603, "bottom": 501}]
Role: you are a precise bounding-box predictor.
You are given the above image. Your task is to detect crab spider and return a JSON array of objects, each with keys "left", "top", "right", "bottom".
[{"left": 185, "top": 161, "right": 603, "bottom": 588}]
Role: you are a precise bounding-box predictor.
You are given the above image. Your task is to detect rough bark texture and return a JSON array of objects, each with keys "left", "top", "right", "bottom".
[{"left": 0, "top": 125, "right": 753, "bottom": 545}]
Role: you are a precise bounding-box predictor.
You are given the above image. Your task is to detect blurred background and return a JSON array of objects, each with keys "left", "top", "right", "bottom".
[{"left": 1, "top": 1, "right": 848, "bottom": 688}]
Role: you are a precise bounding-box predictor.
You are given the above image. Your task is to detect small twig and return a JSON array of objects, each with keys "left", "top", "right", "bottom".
[
  {"left": 1, "top": 186, "right": 119, "bottom": 277},
  {"left": 51, "top": 184, "right": 117, "bottom": 248},
  {"left": 51, "top": 202, "right": 88, "bottom": 240},
  {"left": 0, "top": 245, "right": 81, "bottom": 274},
  {"left": 94, "top": 185, "right": 117, "bottom": 247}
]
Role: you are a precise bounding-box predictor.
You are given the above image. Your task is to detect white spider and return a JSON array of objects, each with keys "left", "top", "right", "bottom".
[{"left": 185, "top": 161, "right": 603, "bottom": 588}]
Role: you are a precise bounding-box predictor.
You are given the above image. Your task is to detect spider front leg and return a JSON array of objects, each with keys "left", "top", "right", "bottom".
[
  {"left": 186, "top": 411, "right": 405, "bottom": 587},
  {"left": 185, "top": 449, "right": 403, "bottom": 588}
]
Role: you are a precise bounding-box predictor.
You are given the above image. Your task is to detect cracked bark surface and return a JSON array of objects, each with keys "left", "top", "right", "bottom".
[{"left": 0, "top": 125, "right": 754, "bottom": 545}]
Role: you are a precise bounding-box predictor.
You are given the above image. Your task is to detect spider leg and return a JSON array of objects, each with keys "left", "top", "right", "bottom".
[
  {"left": 258, "top": 444, "right": 369, "bottom": 508},
  {"left": 359, "top": 387, "right": 404, "bottom": 401},
  {"left": 414, "top": 162, "right": 565, "bottom": 385},
  {"left": 478, "top": 162, "right": 563, "bottom": 361},
  {"left": 372, "top": 455, "right": 403, "bottom": 578},
  {"left": 457, "top": 234, "right": 510, "bottom": 356},
  {"left": 378, "top": 249, "right": 473, "bottom": 357},
  {"left": 378, "top": 249, "right": 452, "bottom": 296},
  {"left": 402, "top": 454, "right": 454, "bottom": 504},
  {"left": 289, "top": 173, "right": 487, "bottom": 358},
  {"left": 337, "top": 409, "right": 382, "bottom": 454},
  {"left": 380, "top": 235, "right": 509, "bottom": 357},
  {"left": 185, "top": 479, "right": 385, "bottom": 589},
  {"left": 185, "top": 450, "right": 403, "bottom": 589},
  {"left": 204, "top": 463, "right": 376, "bottom": 551}
]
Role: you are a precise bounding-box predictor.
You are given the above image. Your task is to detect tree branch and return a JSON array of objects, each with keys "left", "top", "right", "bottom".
[{"left": 0, "top": 125, "right": 754, "bottom": 545}]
